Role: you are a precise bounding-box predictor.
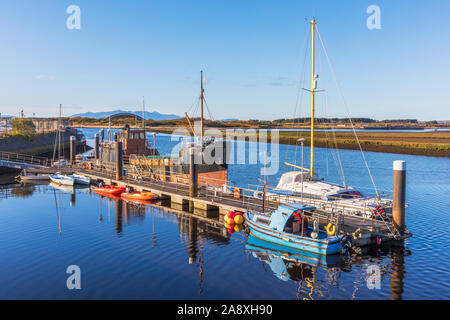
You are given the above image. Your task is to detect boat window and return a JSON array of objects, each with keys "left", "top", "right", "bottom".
[
  {"left": 333, "top": 191, "right": 364, "bottom": 199},
  {"left": 140, "top": 132, "right": 145, "bottom": 139},
  {"left": 255, "top": 217, "right": 270, "bottom": 225}
]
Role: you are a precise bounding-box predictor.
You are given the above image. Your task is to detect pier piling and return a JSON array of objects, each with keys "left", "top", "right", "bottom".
[
  {"left": 115, "top": 141, "right": 123, "bottom": 180},
  {"left": 94, "top": 134, "right": 100, "bottom": 160},
  {"left": 69, "top": 136, "right": 76, "bottom": 164},
  {"left": 189, "top": 147, "right": 198, "bottom": 212},
  {"left": 393, "top": 160, "right": 406, "bottom": 233}
]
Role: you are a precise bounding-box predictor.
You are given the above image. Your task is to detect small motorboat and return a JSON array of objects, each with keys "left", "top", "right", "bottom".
[
  {"left": 49, "top": 173, "right": 74, "bottom": 186},
  {"left": 68, "top": 174, "right": 91, "bottom": 185},
  {"left": 94, "top": 185, "right": 126, "bottom": 196},
  {"left": 121, "top": 191, "right": 159, "bottom": 202},
  {"left": 18, "top": 174, "right": 50, "bottom": 182},
  {"left": 244, "top": 203, "right": 344, "bottom": 256}
]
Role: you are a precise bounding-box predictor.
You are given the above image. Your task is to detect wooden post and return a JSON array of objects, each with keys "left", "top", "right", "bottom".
[
  {"left": 116, "top": 141, "right": 123, "bottom": 180},
  {"left": 70, "top": 192, "right": 76, "bottom": 206},
  {"left": 69, "top": 136, "right": 76, "bottom": 164},
  {"left": 94, "top": 134, "right": 100, "bottom": 160},
  {"left": 392, "top": 160, "right": 406, "bottom": 233},
  {"left": 115, "top": 199, "right": 123, "bottom": 234},
  {"left": 100, "top": 129, "right": 104, "bottom": 142},
  {"left": 189, "top": 147, "right": 198, "bottom": 212}
]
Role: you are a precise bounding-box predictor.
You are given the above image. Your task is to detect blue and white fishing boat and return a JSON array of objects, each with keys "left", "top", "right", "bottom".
[
  {"left": 68, "top": 174, "right": 91, "bottom": 185},
  {"left": 244, "top": 203, "right": 343, "bottom": 256},
  {"left": 49, "top": 173, "right": 74, "bottom": 186}
]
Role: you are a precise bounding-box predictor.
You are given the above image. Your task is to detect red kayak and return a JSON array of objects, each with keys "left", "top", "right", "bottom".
[{"left": 94, "top": 185, "right": 126, "bottom": 196}]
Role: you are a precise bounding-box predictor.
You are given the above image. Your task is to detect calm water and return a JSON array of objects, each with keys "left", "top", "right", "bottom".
[{"left": 0, "top": 128, "right": 449, "bottom": 299}]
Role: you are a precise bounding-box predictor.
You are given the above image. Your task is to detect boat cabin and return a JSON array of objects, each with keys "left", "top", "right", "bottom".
[
  {"left": 117, "top": 125, "right": 159, "bottom": 156},
  {"left": 275, "top": 171, "right": 363, "bottom": 201},
  {"left": 257, "top": 203, "right": 316, "bottom": 235}
]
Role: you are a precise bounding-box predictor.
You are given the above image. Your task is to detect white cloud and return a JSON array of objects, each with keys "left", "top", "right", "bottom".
[{"left": 35, "top": 74, "right": 46, "bottom": 80}]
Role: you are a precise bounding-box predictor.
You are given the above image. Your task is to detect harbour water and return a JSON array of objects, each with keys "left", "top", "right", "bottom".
[{"left": 0, "top": 128, "right": 449, "bottom": 299}]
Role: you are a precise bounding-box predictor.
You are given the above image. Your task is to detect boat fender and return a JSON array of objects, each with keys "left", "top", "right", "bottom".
[
  {"left": 326, "top": 223, "right": 336, "bottom": 236},
  {"left": 313, "top": 220, "right": 318, "bottom": 232}
]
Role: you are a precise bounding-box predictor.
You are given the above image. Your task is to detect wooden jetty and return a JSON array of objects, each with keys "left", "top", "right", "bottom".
[
  {"left": 75, "top": 166, "right": 411, "bottom": 247},
  {"left": 2, "top": 138, "right": 411, "bottom": 248}
]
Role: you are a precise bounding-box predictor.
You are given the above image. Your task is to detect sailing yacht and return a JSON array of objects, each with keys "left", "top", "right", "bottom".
[{"left": 272, "top": 19, "right": 392, "bottom": 219}]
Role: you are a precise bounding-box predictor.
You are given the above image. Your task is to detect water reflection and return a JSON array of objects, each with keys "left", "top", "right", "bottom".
[
  {"left": 246, "top": 235, "right": 344, "bottom": 299},
  {"left": 0, "top": 182, "right": 414, "bottom": 299},
  {"left": 389, "top": 245, "right": 408, "bottom": 300},
  {"left": 246, "top": 234, "right": 409, "bottom": 300}
]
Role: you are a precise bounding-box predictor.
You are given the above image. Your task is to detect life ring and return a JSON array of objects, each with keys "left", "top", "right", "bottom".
[{"left": 326, "top": 223, "right": 336, "bottom": 236}]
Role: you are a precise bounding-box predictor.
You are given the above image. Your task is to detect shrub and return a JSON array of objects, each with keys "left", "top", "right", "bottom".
[{"left": 11, "top": 118, "right": 36, "bottom": 139}]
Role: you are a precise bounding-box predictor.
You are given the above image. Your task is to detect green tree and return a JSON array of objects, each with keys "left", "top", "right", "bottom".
[{"left": 12, "top": 118, "right": 36, "bottom": 138}]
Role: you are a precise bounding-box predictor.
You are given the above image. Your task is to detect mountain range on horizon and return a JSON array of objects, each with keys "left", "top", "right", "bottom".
[{"left": 69, "top": 109, "right": 181, "bottom": 120}]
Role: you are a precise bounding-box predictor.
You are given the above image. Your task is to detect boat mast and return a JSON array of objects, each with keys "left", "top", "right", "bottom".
[
  {"left": 142, "top": 96, "right": 146, "bottom": 133},
  {"left": 200, "top": 70, "right": 204, "bottom": 145},
  {"left": 310, "top": 18, "right": 316, "bottom": 180},
  {"left": 58, "top": 104, "right": 62, "bottom": 162}
]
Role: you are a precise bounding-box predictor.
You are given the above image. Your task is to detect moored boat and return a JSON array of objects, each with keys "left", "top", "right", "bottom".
[
  {"left": 121, "top": 191, "right": 158, "bottom": 202},
  {"left": 270, "top": 18, "right": 393, "bottom": 219},
  {"left": 94, "top": 185, "right": 126, "bottom": 196},
  {"left": 18, "top": 174, "right": 50, "bottom": 182},
  {"left": 49, "top": 173, "right": 74, "bottom": 186},
  {"left": 244, "top": 203, "right": 344, "bottom": 256},
  {"left": 68, "top": 174, "right": 91, "bottom": 185}
]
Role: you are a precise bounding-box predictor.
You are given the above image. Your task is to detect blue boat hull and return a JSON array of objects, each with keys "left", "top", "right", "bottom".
[
  {"left": 246, "top": 235, "right": 343, "bottom": 267},
  {"left": 246, "top": 220, "right": 342, "bottom": 256}
]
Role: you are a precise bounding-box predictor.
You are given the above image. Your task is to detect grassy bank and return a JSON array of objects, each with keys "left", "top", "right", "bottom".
[{"left": 145, "top": 127, "right": 450, "bottom": 157}]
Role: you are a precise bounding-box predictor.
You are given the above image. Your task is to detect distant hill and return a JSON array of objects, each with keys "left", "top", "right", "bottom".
[{"left": 70, "top": 109, "right": 181, "bottom": 120}]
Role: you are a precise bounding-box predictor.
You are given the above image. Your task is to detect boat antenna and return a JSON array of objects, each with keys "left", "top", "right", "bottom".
[{"left": 200, "top": 70, "right": 204, "bottom": 145}]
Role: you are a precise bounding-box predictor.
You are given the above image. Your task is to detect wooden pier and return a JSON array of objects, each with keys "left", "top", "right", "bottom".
[{"left": 75, "top": 167, "right": 411, "bottom": 247}]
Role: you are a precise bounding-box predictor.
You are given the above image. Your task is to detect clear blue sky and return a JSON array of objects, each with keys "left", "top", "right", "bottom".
[{"left": 0, "top": 0, "right": 449, "bottom": 120}]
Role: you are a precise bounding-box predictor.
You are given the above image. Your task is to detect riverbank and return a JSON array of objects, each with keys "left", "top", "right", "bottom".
[
  {"left": 75, "top": 125, "right": 449, "bottom": 157},
  {"left": 149, "top": 127, "right": 450, "bottom": 157},
  {"left": 0, "top": 131, "right": 90, "bottom": 156}
]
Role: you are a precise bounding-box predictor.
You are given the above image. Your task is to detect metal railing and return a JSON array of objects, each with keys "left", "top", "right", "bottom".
[{"left": 0, "top": 151, "right": 50, "bottom": 167}]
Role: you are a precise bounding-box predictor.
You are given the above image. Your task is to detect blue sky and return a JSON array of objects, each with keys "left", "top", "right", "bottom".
[{"left": 0, "top": 0, "right": 449, "bottom": 120}]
